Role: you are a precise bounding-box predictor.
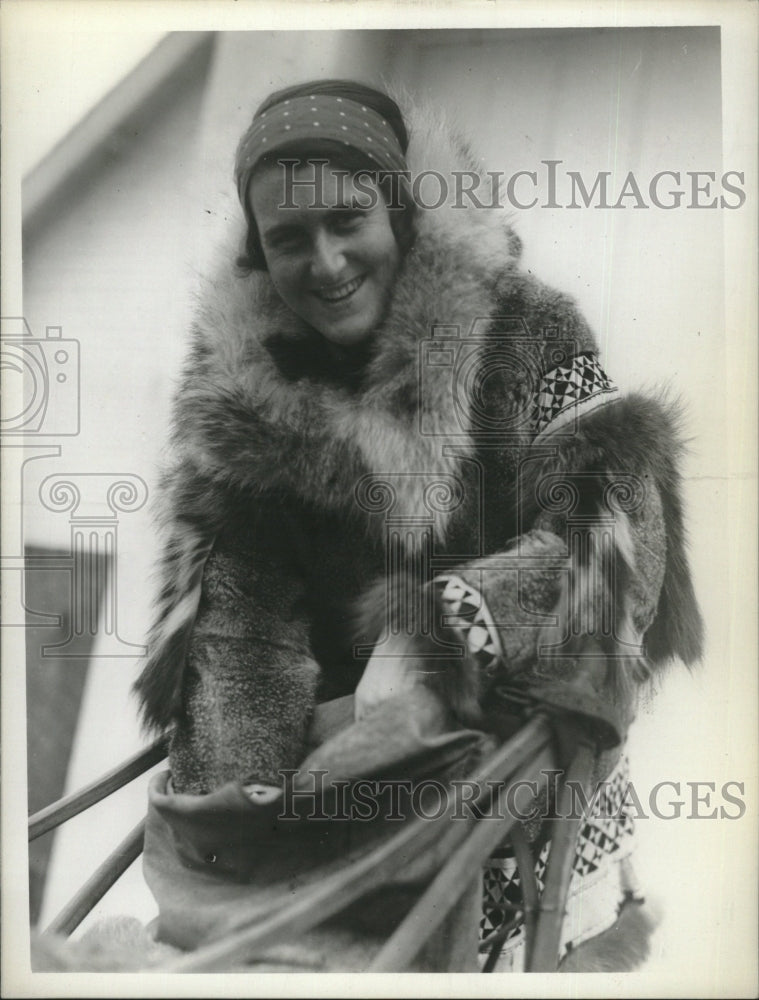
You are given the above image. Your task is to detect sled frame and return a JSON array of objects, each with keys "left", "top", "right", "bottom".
[{"left": 29, "top": 715, "right": 595, "bottom": 972}]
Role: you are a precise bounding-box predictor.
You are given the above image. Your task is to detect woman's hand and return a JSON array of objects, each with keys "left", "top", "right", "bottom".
[{"left": 354, "top": 635, "right": 422, "bottom": 721}]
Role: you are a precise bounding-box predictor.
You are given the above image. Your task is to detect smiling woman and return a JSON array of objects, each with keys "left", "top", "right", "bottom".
[
  {"left": 125, "top": 76, "right": 703, "bottom": 973},
  {"left": 237, "top": 80, "right": 416, "bottom": 350},
  {"left": 250, "top": 165, "right": 401, "bottom": 348}
]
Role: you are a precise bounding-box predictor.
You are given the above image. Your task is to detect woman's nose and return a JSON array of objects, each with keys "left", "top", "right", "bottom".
[{"left": 309, "top": 231, "right": 346, "bottom": 282}]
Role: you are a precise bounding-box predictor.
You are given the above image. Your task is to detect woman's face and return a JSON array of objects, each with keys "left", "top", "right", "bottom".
[{"left": 250, "top": 162, "right": 401, "bottom": 347}]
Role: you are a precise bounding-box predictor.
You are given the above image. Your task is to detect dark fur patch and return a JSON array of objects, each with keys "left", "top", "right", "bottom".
[
  {"left": 518, "top": 393, "right": 704, "bottom": 669},
  {"left": 133, "top": 624, "right": 192, "bottom": 730}
]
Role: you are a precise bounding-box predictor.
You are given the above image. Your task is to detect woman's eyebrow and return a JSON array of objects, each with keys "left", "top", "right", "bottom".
[
  {"left": 331, "top": 196, "right": 373, "bottom": 213},
  {"left": 262, "top": 196, "right": 371, "bottom": 240},
  {"left": 260, "top": 220, "right": 304, "bottom": 242}
]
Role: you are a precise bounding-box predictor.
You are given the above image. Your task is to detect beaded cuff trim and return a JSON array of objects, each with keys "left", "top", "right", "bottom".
[
  {"left": 433, "top": 574, "right": 502, "bottom": 678},
  {"left": 533, "top": 352, "right": 618, "bottom": 441}
]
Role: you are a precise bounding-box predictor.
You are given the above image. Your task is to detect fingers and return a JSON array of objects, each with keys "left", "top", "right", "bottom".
[{"left": 354, "top": 637, "right": 421, "bottom": 720}]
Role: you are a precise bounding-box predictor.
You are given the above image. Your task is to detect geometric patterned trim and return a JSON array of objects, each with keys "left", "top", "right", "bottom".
[
  {"left": 532, "top": 352, "right": 619, "bottom": 442},
  {"left": 433, "top": 574, "right": 502, "bottom": 679},
  {"left": 480, "top": 753, "right": 642, "bottom": 971}
]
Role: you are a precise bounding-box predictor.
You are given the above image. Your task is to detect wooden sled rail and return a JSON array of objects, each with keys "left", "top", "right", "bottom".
[
  {"left": 159, "top": 716, "right": 592, "bottom": 974},
  {"left": 45, "top": 820, "right": 147, "bottom": 937},
  {"left": 31, "top": 715, "right": 595, "bottom": 972},
  {"left": 28, "top": 733, "right": 170, "bottom": 842},
  {"left": 29, "top": 733, "right": 169, "bottom": 938},
  {"left": 372, "top": 741, "right": 594, "bottom": 974}
]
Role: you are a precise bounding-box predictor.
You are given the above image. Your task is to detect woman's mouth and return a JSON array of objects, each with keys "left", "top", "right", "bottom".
[{"left": 314, "top": 276, "right": 365, "bottom": 304}]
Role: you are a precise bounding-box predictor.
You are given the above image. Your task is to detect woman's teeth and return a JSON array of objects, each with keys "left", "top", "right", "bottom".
[{"left": 317, "top": 276, "right": 364, "bottom": 302}]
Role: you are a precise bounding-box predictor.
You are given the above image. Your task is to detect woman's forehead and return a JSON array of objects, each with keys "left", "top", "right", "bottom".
[{"left": 250, "top": 161, "right": 379, "bottom": 219}]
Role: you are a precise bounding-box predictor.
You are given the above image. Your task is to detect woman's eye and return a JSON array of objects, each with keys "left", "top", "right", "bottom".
[
  {"left": 331, "top": 211, "right": 365, "bottom": 234},
  {"left": 266, "top": 230, "right": 306, "bottom": 253}
]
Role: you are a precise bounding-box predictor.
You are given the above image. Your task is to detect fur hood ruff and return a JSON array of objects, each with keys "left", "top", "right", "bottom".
[{"left": 168, "top": 104, "right": 526, "bottom": 537}]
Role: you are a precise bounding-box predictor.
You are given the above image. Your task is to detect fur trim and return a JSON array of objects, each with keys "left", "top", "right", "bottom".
[
  {"left": 535, "top": 506, "right": 646, "bottom": 720},
  {"left": 31, "top": 918, "right": 180, "bottom": 972},
  {"left": 558, "top": 899, "right": 659, "bottom": 973},
  {"left": 133, "top": 467, "right": 229, "bottom": 730},
  {"left": 518, "top": 392, "right": 704, "bottom": 670},
  {"left": 133, "top": 100, "right": 701, "bottom": 735}
]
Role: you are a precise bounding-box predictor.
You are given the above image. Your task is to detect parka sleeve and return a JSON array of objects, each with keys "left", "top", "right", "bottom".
[
  {"left": 456, "top": 279, "right": 705, "bottom": 729},
  {"left": 356, "top": 276, "right": 704, "bottom": 753},
  {"left": 168, "top": 507, "right": 321, "bottom": 794},
  {"left": 133, "top": 464, "right": 321, "bottom": 795}
]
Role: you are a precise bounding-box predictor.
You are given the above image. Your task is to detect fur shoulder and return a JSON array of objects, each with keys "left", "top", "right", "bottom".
[{"left": 519, "top": 391, "right": 704, "bottom": 669}]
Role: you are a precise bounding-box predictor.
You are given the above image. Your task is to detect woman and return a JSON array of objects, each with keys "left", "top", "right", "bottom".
[{"left": 132, "top": 79, "right": 703, "bottom": 971}]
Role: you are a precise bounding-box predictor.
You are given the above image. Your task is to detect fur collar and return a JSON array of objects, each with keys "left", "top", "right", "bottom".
[{"left": 169, "top": 104, "right": 523, "bottom": 536}]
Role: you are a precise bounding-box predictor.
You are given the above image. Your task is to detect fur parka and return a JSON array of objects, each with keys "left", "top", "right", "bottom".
[{"left": 134, "top": 103, "right": 703, "bottom": 796}]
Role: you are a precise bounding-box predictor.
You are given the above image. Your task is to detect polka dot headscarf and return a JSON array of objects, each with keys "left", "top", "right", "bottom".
[{"left": 234, "top": 80, "right": 409, "bottom": 215}]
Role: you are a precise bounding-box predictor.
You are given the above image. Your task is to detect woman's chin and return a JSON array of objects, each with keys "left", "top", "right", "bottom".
[{"left": 316, "top": 319, "right": 376, "bottom": 348}]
